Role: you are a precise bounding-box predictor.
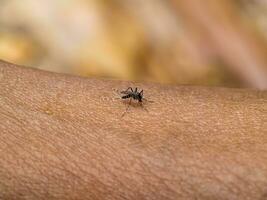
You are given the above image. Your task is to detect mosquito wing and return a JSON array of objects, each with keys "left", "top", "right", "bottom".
[
  {"left": 120, "top": 90, "right": 132, "bottom": 95},
  {"left": 112, "top": 88, "right": 132, "bottom": 100}
]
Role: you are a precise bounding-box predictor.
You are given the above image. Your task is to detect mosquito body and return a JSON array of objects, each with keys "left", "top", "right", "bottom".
[
  {"left": 119, "top": 87, "right": 151, "bottom": 117},
  {"left": 121, "top": 87, "right": 144, "bottom": 102}
]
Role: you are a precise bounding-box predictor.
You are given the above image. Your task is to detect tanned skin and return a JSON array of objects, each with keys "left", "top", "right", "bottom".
[{"left": 0, "top": 60, "right": 266, "bottom": 200}]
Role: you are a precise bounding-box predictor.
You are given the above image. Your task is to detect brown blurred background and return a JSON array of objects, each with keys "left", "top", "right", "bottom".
[{"left": 1, "top": 0, "right": 267, "bottom": 89}]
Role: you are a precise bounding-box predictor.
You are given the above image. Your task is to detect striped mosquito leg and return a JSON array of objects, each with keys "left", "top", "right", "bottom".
[{"left": 121, "top": 98, "right": 132, "bottom": 117}]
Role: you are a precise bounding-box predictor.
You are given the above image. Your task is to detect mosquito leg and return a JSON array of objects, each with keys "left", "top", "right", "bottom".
[
  {"left": 126, "top": 98, "right": 132, "bottom": 111},
  {"left": 126, "top": 87, "right": 133, "bottom": 92},
  {"left": 121, "top": 98, "right": 132, "bottom": 117},
  {"left": 121, "top": 87, "right": 133, "bottom": 95}
]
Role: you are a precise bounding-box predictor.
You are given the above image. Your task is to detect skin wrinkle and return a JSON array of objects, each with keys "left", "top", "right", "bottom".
[
  {"left": 142, "top": 154, "right": 195, "bottom": 196},
  {"left": 1, "top": 104, "right": 264, "bottom": 198},
  {"left": 130, "top": 143, "right": 201, "bottom": 198},
  {"left": 0, "top": 60, "right": 267, "bottom": 199},
  {"left": 0, "top": 99, "right": 111, "bottom": 197},
  {"left": 0, "top": 127, "right": 38, "bottom": 174},
  {"left": 5, "top": 128, "right": 99, "bottom": 199},
  {"left": 180, "top": 160, "right": 237, "bottom": 199},
  {"left": 0, "top": 153, "right": 39, "bottom": 199},
  {"left": 58, "top": 123, "right": 146, "bottom": 198},
  {"left": 206, "top": 167, "right": 240, "bottom": 197},
  {"left": 122, "top": 155, "right": 166, "bottom": 197},
  {"left": 104, "top": 141, "right": 163, "bottom": 198}
]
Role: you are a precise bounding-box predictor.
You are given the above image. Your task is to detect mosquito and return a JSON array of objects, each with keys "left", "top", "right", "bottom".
[{"left": 119, "top": 87, "right": 152, "bottom": 117}]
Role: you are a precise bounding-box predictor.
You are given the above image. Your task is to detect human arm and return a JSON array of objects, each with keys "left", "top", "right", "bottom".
[{"left": 0, "top": 60, "right": 266, "bottom": 199}]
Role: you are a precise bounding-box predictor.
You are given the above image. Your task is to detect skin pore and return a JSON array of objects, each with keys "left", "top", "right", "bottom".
[{"left": 0, "top": 60, "right": 266, "bottom": 200}]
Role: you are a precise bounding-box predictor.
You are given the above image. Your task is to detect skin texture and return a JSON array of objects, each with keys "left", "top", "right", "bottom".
[{"left": 0, "top": 60, "right": 266, "bottom": 200}]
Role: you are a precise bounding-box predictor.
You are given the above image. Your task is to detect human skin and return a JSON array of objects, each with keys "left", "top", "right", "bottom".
[{"left": 0, "top": 60, "right": 266, "bottom": 200}]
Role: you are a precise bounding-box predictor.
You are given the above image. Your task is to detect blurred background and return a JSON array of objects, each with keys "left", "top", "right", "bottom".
[{"left": 1, "top": 0, "right": 267, "bottom": 89}]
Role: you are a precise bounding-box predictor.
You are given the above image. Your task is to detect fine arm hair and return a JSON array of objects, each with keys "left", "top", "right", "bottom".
[{"left": 0, "top": 60, "right": 267, "bottom": 200}]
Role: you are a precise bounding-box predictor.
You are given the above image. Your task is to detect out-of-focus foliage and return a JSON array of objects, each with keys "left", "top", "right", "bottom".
[{"left": 0, "top": 0, "right": 267, "bottom": 88}]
